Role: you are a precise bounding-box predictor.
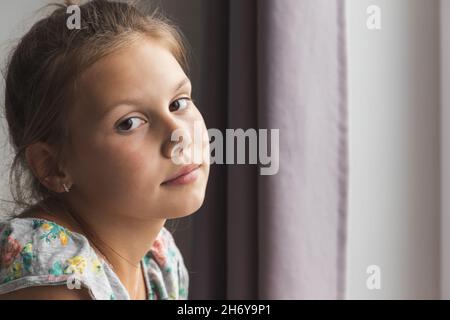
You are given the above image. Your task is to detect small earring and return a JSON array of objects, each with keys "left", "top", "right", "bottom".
[{"left": 62, "top": 183, "right": 71, "bottom": 193}]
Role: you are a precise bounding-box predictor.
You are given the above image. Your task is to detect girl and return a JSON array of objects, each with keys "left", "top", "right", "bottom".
[{"left": 0, "top": 0, "right": 210, "bottom": 300}]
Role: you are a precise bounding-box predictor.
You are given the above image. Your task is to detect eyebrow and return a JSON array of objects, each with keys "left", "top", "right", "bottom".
[
  {"left": 98, "top": 77, "right": 192, "bottom": 121},
  {"left": 174, "top": 77, "right": 191, "bottom": 92}
]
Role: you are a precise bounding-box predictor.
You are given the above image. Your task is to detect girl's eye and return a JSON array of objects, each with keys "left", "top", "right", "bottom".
[
  {"left": 169, "top": 98, "right": 191, "bottom": 112},
  {"left": 116, "top": 117, "right": 147, "bottom": 132}
]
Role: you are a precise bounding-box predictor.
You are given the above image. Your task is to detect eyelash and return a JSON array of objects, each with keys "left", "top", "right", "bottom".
[
  {"left": 169, "top": 97, "right": 192, "bottom": 112},
  {"left": 116, "top": 97, "right": 192, "bottom": 132}
]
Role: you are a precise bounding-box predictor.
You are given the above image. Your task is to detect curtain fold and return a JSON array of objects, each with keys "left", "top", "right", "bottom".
[
  {"left": 226, "top": 0, "right": 259, "bottom": 299},
  {"left": 257, "top": 0, "right": 348, "bottom": 299}
]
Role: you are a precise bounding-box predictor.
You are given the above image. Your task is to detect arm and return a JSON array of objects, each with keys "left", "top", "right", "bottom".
[{"left": 0, "top": 285, "right": 92, "bottom": 300}]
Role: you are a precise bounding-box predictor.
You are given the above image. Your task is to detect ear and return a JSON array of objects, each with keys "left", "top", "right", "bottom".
[{"left": 25, "top": 142, "right": 71, "bottom": 194}]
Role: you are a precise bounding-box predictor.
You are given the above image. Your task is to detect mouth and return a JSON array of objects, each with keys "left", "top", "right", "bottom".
[{"left": 161, "top": 164, "right": 202, "bottom": 186}]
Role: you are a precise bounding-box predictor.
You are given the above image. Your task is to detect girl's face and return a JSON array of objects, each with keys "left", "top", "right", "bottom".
[{"left": 64, "top": 37, "right": 210, "bottom": 220}]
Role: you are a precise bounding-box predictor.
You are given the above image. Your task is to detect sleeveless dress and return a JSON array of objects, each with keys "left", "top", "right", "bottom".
[{"left": 0, "top": 217, "right": 189, "bottom": 300}]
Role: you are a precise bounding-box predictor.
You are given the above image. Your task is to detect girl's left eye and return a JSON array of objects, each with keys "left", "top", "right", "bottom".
[
  {"left": 116, "top": 117, "right": 147, "bottom": 132},
  {"left": 169, "top": 98, "right": 191, "bottom": 112}
]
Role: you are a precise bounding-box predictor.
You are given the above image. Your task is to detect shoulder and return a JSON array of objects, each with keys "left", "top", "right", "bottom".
[
  {"left": 143, "top": 227, "right": 189, "bottom": 300},
  {"left": 0, "top": 217, "right": 104, "bottom": 299}
]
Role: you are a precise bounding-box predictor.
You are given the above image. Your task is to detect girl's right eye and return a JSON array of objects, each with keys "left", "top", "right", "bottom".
[{"left": 116, "top": 117, "right": 148, "bottom": 132}]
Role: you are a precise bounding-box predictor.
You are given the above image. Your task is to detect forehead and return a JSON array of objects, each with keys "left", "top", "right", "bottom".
[{"left": 71, "top": 38, "right": 187, "bottom": 118}]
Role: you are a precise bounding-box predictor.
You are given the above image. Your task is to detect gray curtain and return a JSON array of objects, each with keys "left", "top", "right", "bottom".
[{"left": 160, "top": 0, "right": 348, "bottom": 299}]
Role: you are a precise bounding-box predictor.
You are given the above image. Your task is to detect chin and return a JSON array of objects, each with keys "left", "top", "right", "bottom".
[
  {"left": 166, "top": 189, "right": 206, "bottom": 219},
  {"left": 160, "top": 168, "right": 209, "bottom": 219}
]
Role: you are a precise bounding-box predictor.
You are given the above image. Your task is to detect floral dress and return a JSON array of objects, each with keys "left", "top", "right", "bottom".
[{"left": 0, "top": 217, "right": 189, "bottom": 300}]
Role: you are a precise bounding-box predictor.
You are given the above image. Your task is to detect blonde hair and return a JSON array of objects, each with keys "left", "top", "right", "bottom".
[{"left": 3, "top": 0, "right": 190, "bottom": 212}]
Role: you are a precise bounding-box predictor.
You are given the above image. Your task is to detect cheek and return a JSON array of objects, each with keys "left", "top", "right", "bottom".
[{"left": 71, "top": 134, "right": 161, "bottom": 194}]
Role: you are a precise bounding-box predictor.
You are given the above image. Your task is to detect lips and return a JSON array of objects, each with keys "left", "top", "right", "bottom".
[{"left": 162, "top": 164, "right": 201, "bottom": 185}]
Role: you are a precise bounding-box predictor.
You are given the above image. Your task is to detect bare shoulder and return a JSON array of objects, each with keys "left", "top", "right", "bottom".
[{"left": 0, "top": 285, "right": 92, "bottom": 300}]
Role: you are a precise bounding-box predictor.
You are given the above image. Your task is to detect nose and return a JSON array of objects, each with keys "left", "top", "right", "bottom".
[{"left": 161, "top": 117, "right": 192, "bottom": 162}]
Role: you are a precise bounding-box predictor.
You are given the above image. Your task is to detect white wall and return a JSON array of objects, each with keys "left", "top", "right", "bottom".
[
  {"left": 346, "top": 0, "right": 441, "bottom": 299},
  {"left": 441, "top": 0, "right": 450, "bottom": 300}
]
